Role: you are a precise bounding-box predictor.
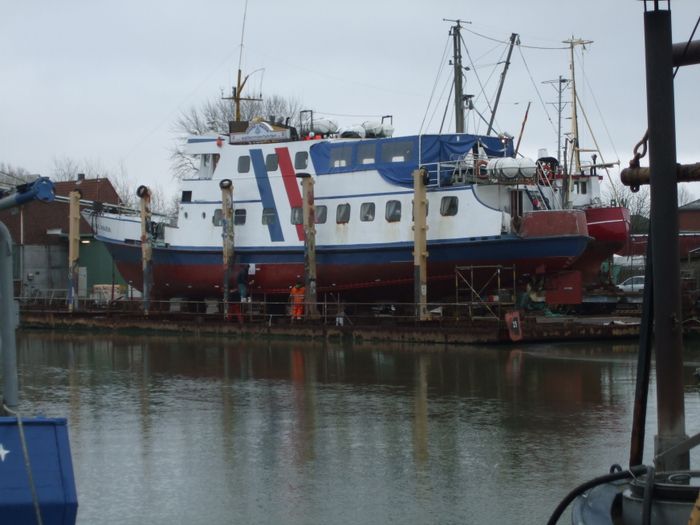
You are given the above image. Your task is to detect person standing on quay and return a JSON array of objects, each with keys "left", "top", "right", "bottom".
[
  {"left": 237, "top": 264, "right": 252, "bottom": 302},
  {"left": 290, "top": 279, "right": 305, "bottom": 321}
]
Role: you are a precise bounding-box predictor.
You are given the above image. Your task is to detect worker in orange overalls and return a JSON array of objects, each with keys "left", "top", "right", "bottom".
[{"left": 289, "top": 279, "right": 305, "bottom": 321}]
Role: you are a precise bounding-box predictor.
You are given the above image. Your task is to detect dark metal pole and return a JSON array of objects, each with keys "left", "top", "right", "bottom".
[
  {"left": 452, "top": 22, "right": 465, "bottom": 133},
  {"left": 643, "top": 6, "right": 688, "bottom": 471},
  {"left": 0, "top": 222, "right": 18, "bottom": 412},
  {"left": 629, "top": 232, "right": 653, "bottom": 467}
]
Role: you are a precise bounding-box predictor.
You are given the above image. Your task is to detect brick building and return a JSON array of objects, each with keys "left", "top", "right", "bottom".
[{"left": 0, "top": 176, "right": 126, "bottom": 298}]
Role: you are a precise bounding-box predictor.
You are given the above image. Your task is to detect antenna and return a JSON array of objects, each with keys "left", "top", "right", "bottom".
[{"left": 223, "top": 0, "right": 262, "bottom": 122}]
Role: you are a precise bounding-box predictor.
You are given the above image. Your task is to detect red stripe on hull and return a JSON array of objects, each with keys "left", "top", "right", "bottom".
[
  {"left": 571, "top": 207, "right": 631, "bottom": 285},
  {"left": 115, "top": 254, "right": 582, "bottom": 301},
  {"left": 276, "top": 147, "right": 304, "bottom": 241},
  {"left": 585, "top": 207, "right": 630, "bottom": 246}
]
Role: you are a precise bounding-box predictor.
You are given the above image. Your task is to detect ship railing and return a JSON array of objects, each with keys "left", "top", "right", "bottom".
[{"left": 16, "top": 295, "right": 522, "bottom": 325}]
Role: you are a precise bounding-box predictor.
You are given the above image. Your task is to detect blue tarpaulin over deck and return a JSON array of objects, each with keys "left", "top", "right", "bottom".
[{"left": 309, "top": 133, "right": 513, "bottom": 186}]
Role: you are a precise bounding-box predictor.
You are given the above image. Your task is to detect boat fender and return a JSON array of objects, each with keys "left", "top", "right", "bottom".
[
  {"left": 476, "top": 159, "right": 488, "bottom": 179},
  {"left": 505, "top": 310, "right": 523, "bottom": 341}
]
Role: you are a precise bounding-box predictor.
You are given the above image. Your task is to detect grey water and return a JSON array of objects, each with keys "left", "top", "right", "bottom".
[{"left": 11, "top": 331, "right": 700, "bottom": 524}]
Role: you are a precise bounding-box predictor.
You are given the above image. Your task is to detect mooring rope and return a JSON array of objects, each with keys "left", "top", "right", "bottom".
[{"left": 3, "top": 404, "right": 44, "bottom": 525}]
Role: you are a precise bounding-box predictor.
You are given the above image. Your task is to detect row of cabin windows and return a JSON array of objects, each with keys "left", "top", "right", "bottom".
[
  {"left": 237, "top": 152, "right": 309, "bottom": 173},
  {"left": 231, "top": 140, "right": 414, "bottom": 175},
  {"left": 328, "top": 140, "right": 414, "bottom": 168},
  {"left": 209, "top": 196, "right": 458, "bottom": 227}
]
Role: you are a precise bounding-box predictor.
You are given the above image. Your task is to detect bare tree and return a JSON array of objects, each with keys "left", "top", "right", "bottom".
[
  {"left": 603, "top": 178, "right": 651, "bottom": 234},
  {"left": 678, "top": 184, "right": 696, "bottom": 207},
  {"left": 0, "top": 162, "right": 35, "bottom": 187},
  {"left": 170, "top": 93, "right": 305, "bottom": 179}
]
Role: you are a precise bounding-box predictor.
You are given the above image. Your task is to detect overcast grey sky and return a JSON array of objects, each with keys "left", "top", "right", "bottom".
[{"left": 1, "top": 1, "right": 699, "bottom": 201}]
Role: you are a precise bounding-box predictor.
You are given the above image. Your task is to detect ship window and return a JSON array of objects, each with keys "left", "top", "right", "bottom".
[
  {"left": 182, "top": 191, "right": 192, "bottom": 203},
  {"left": 294, "top": 151, "right": 308, "bottom": 169},
  {"left": 213, "top": 209, "right": 223, "bottom": 226},
  {"left": 380, "top": 141, "right": 414, "bottom": 163},
  {"left": 336, "top": 203, "right": 350, "bottom": 224},
  {"left": 357, "top": 143, "right": 375, "bottom": 165},
  {"left": 262, "top": 208, "right": 277, "bottom": 225},
  {"left": 411, "top": 201, "right": 429, "bottom": 220},
  {"left": 315, "top": 205, "right": 327, "bottom": 224},
  {"left": 360, "top": 202, "right": 375, "bottom": 222},
  {"left": 238, "top": 156, "right": 250, "bottom": 173},
  {"left": 440, "top": 196, "right": 458, "bottom": 216},
  {"left": 202, "top": 212, "right": 206, "bottom": 219},
  {"left": 184, "top": 212, "right": 189, "bottom": 219},
  {"left": 291, "top": 207, "right": 303, "bottom": 225},
  {"left": 265, "top": 154, "right": 279, "bottom": 171},
  {"left": 330, "top": 145, "right": 353, "bottom": 168},
  {"left": 234, "top": 209, "right": 246, "bottom": 225},
  {"left": 386, "top": 200, "right": 401, "bottom": 222}
]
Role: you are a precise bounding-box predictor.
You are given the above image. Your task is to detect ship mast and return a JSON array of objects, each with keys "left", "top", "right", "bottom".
[
  {"left": 449, "top": 20, "right": 467, "bottom": 133},
  {"left": 223, "top": 0, "right": 261, "bottom": 122},
  {"left": 564, "top": 37, "right": 592, "bottom": 174},
  {"left": 487, "top": 33, "right": 519, "bottom": 136}
]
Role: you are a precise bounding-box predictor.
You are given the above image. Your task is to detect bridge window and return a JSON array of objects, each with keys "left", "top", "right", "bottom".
[
  {"left": 358, "top": 143, "right": 376, "bottom": 165},
  {"left": 234, "top": 209, "right": 246, "bottom": 225},
  {"left": 181, "top": 191, "right": 192, "bottom": 203},
  {"left": 360, "top": 202, "right": 375, "bottom": 222},
  {"left": 315, "top": 205, "right": 327, "bottom": 224},
  {"left": 330, "top": 145, "right": 353, "bottom": 168},
  {"left": 440, "top": 196, "right": 458, "bottom": 216},
  {"left": 262, "top": 208, "right": 277, "bottom": 225},
  {"left": 265, "top": 154, "right": 279, "bottom": 171},
  {"left": 294, "top": 151, "right": 308, "bottom": 170},
  {"left": 386, "top": 200, "right": 401, "bottom": 222},
  {"left": 381, "top": 141, "right": 414, "bottom": 163},
  {"left": 336, "top": 203, "right": 351, "bottom": 224},
  {"left": 238, "top": 156, "right": 250, "bottom": 173}
]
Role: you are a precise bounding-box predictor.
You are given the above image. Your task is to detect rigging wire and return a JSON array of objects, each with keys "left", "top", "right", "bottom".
[
  {"left": 460, "top": 34, "right": 498, "bottom": 132},
  {"left": 421, "top": 34, "right": 452, "bottom": 134},
  {"left": 579, "top": 56, "right": 621, "bottom": 166},
  {"left": 463, "top": 26, "right": 568, "bottom": 50},
  {"left": 313, "top": 111, "right": 386, "bottom": 119},
  {"left": 516, "top": 44, "right": 558, "bottom": 136},
  {"left": 438, "top": 80, "right": 454, "bottom": 134}
]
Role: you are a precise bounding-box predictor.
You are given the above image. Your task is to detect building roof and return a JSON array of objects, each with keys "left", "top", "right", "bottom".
[{"left": 679, "top": 198, "right": 700, "bottom": 211}]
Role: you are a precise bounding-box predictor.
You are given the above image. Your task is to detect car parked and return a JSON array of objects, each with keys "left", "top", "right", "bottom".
[{"left": 618, "top": 275, "right": 645, "bottom": 293}]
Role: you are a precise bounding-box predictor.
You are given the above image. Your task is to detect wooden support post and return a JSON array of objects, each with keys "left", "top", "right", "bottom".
[
  {"left": 67, "top": 190, "right": 81, "bottom": 312},
  {"left": 298, "top": 173, "right": 319, "bottom": 318},
  {"left": 220, "top": 179, "right": 234, "bottom": 319},
  {"left": 413, "top": 168, "right": 429, "bottom": 321},
  {"left": 137, "top": 186, "right": 153, "bottom": 316}
]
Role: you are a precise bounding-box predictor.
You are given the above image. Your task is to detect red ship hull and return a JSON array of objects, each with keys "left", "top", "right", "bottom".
[{"left": 571, "top": 207, "right": 631, "bottom": 285}]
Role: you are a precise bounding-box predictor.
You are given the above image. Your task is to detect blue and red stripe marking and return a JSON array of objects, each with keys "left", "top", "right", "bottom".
[
  {"left": 250, "top": 149, "right": 284, "bottom": 242},
  {"left": 276, "top": 147, "right": 304, "bottom": 240}
]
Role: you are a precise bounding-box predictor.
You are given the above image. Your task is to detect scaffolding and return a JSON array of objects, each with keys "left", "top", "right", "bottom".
[{"left": 455, "top": 265, "right": 517, "bottom": 320}]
